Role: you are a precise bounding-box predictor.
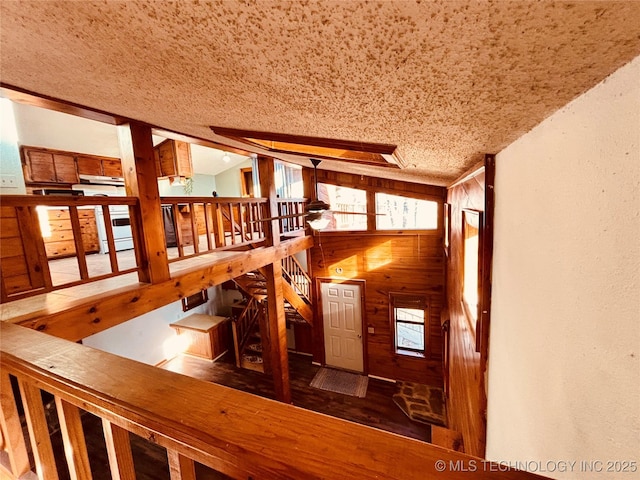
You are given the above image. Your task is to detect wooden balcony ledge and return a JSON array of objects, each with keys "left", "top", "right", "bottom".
[
  {"left": 0, "top": 235, "right": 312, "bottom": 342},
  {"left": 0, "top": 322, "right": 545, "bottom": 480}
]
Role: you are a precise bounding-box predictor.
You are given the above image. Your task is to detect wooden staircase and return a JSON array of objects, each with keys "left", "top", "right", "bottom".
[
  {"left": 241, "top": 327, "right": 264, "bottom": 372},
  {"left": 230, "top": 257, "right": 312, "bottom": 372},
  {"left": 230, "top": 296, "right": 266, "bottom": 372}
]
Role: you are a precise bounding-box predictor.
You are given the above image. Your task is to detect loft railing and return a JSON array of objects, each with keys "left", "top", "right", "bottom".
[
  {"left": 0, "top": 195, "right": 143, "bottom": 302},
  {"left": 276, "top": 198, "right": 307, "bottom": 234},
  {"left": 0, "top": 195, "right": 279, "bottom": 302},
  {"left": 0, "top": 322, "right": 542, "bottom": 480},
  {"left": 160, "top": 196, "right": 269, "bottom": 262},
  {"left": 281, "top": 255, "right": 311, "bottom": 303}
]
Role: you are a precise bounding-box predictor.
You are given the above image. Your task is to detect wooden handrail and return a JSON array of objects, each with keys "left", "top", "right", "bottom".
[
  {"left": 0, "top": 195, "right": 143, "bottom": 302},
  {"left": 0, "top": 195, "right": 139, "bottom": 207},
  {"left": 0, "top": 323, "right": 543, "bottom": 480},
  {"left": 160, "top": 197, "right": 268, "bottom": 262},
  {"left": 0, "top": 195, "right": 273, "bottom": 303},
  {"left": 281, "top": 255, "right": 311, "bottom": 303},
  {"left": 231, "top": 297, "right": 262, "bottom": 367},
  {"left": 276, "top": 198, "right": 307, "bottom": 234}
]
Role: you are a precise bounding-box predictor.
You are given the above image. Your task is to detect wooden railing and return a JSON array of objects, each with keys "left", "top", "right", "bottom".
[
  {"left": 230, "top": 297, "right": 263, "bottom": 368},
  {"left": 0, "top": 195, "right": 142, "bottom": 302},
  {"left": 0, "top": 195, "right": 274, "bottom": 302},
  {"left": 281, "top": 254, "right": 311, "bottom": 303},
  {"left": 0, "top": 322, "right": 543, "bottom": 480},
  {"left": 160, "top": 197, "right": 268, "bottom": 262},
  {"left": 276, "top": 198, "right": 307, "bottom": 234}
]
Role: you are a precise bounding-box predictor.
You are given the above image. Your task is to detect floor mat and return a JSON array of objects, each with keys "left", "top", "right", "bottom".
[
  {"left": 392, "top": 381, "right": 446, "bottom": 427},
  {"left": 310, "top": 367, "right": 369, "bottom": 398}
]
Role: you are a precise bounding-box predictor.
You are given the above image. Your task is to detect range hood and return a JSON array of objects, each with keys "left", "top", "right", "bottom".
[{"left": 78, "top": 174, "right": 124, "bottom": 186}]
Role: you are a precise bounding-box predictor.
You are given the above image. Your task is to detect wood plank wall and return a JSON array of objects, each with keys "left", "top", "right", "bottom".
[
  {"left": 309, "top": 231, "right": 445, "bottom": 386},
  {"left": 0, "top": 206, "right": 46, "bottom": 299},
  {"left": 306, "top": 170, "right": 446, "bottom": 386},
  {"left": 446, "top": 165, "right": 487, "bottom": 457}
]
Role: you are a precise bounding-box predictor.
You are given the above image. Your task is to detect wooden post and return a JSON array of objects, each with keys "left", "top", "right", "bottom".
[
  {"left": 480, "top": 154, "right": 495, "bottom": 365},
  {"left": 257, "top": 156, "right": 291, "bottom": 404},
  {"left": 167, "top": 450, "right": 196, "bottom": 480},
  {"left": 118, "top": 122, "right": 170, "bottom": 284},
  {"left": 55, "top": 398, "right": 93, "bottom": 480},
  {"left": 102, "top": 419, "right": 136, "bottom": 480},
  {"left": 0, "top": 373, "right": 30, "bottom": 477},
  {"left": 19, "top": 380, "right": 59, "bottom": 480},
  {"left": 302, "top": 167, "right": 314, "bottom": 236}
]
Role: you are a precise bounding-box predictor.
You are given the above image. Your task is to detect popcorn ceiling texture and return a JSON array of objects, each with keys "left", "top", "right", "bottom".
[{"left": 1, "top": 0, "right": 640, "bottom": 185}]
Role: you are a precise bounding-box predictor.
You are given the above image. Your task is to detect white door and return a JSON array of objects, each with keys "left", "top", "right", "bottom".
[{"left": 321, "top": 282, "right": 364, "bottom": 373}]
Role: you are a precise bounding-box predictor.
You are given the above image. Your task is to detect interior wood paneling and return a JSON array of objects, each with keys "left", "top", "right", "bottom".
[
  {"left": 446, "top": 165, "right": 487, "bottom": 457},
  {"left": 0, "top": 206, "right": 46, "bottom": 298},
  {"left": 310, "top": 232, "right": 445, "bottom": 386}
]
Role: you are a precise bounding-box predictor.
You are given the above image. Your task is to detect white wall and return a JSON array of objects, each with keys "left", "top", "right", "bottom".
[
  {"left": 82, "top": 286, "right": 224, "bottom": 365},
  {"left": 214, "top": 158, "right": 252, "bottom": 197},
  {"left": 158, "top": 173, "right": 217, "bottom": 197},
  {"left": 12, "top": 102, "right": 236, "bottom": 195},
  {"left": 487, "top": 56, "right": 640, "bottom": 479},
  {"left": 0, "top": 99, "right": 27, "bottom": 194},
  {"left": 13, "top": 102, "right": 121, "bottom": 157}
]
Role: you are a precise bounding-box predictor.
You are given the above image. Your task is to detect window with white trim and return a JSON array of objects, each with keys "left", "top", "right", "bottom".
[
  {"left": 318, "top": 183, "right": 367, "bottom": 231},
  {"left": 375, "top": 193, "right": 438, "bottom": 230},
  {"left": 390, "top": 293, "right": 429, "bottom": 357}
]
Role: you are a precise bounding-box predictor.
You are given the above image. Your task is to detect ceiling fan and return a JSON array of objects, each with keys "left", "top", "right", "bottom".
[{"left": 259, "top": 158, "right": 380, "bottom": 230}]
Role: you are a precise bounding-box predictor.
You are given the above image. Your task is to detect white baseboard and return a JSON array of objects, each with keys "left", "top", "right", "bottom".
[{"left": 368, "top": 374, "right": 396, "bottom": 383}]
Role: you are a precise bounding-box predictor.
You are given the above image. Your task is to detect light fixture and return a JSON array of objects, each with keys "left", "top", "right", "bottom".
[
  {"left": 305, "top": 158, "right": 331, "bottom": 230},
  {"left": 306, "top": 211, "right": 330, "bottom": 230},
  {"left": 222, "top": 152, "right": 231, "bottom": 163}
]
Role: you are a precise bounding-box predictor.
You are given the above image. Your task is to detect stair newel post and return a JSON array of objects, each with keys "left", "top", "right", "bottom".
[
  {"left": 257, "top": 301, "right": 272, "bottom": 375},
  {"left": 257, "top": 156, "right": 292, "bottom": 403},
  {"left": 231, "top": 318, "right": 241, "bottom": 368}
]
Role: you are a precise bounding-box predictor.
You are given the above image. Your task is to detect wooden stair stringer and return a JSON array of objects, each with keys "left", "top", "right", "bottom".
[
  {"left": 281, "top": 280, "right": 313, "bottom": 325},
  {"left": 257, "top": 267, "right": 313, "bottom": 326}
]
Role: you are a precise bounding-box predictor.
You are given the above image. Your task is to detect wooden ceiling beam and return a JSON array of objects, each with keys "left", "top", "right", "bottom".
[
  {"left": 0, "top": 84, "right": 252, "bottom": 157},
  {"left": 210, "top": 126, "right": 402, "bottom": 168},
  {"left": 1, "top": 83, "right": 127, "bottom": 125}
]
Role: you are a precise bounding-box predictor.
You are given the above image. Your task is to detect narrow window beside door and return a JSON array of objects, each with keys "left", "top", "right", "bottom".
[{"left": 390, "top": 293, "right": 429, "bottom": 358}]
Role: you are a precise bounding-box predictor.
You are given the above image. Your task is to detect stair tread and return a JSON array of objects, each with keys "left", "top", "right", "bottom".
[
  {"left": 241, "top": 354, "right": 263, "bottom": 364},
  {"left": 246, "top": 343, "right": 263, "bottom": 352}
]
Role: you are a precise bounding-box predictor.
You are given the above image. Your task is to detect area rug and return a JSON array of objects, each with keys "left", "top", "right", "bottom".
[
  {"left": 392, "top": 381, "right": 446, "bottom": 427},
  {"left": 310, "top": 367, "right": 369, "bottom": 398}
]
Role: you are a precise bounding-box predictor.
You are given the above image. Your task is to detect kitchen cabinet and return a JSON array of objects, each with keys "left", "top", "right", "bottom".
[
  {"left": 21, "top": 146, "right": 122, "bottom": 185},
  {"left": 77, "top": 155, "right": 123, "bottom": 177},
  {"left": 76, "top": 156, "right": 102, "bottom": 176},
  {"left": 22, "top": 148, "right": 79, "bottom": 184},
  {"left": 102, "top": 158, "right": 123, "bottom": 177},
  {"left": 43, "top": 208, "right": 100, "bottom": 259},
  {"left": 154, "top": 139, "right": 193, "bottom": 178}
]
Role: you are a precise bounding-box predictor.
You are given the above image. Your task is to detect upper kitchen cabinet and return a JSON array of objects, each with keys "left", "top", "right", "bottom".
[
  {"left": 154, "top": 139, "right": 193, "bottom": 178},
  {"left": 22, "top": 147, "right": 78, "bottom": 184},
  {"left": 21, "top": 146, "right": 122, "bottom": 186},
  {"left": 77, "top": 155, "right": 123, "bottom": 177}
]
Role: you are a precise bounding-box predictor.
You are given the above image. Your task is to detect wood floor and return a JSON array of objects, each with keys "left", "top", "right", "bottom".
[
  {"left": 38, "top": 352, "right": 430, "bottom": 479},
  {"left": 160, "top": 351, "right": 431, "bottom": 443}
]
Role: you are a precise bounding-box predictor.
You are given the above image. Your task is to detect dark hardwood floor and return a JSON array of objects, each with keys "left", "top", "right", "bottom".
[
  {"left": 36, "top": 352, "right": 430, "bottom": 479},
  {"left": 160, "top": 351, "right": 431, "bottom": 443}
]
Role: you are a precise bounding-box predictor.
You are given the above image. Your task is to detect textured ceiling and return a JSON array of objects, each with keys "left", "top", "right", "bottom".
[{"left": 2, "top": 1, "right": 640, "bottom": 186}]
